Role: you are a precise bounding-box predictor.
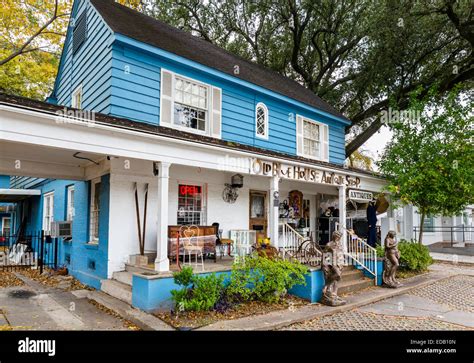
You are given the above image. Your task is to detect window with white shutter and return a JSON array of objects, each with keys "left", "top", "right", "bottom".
[
  {"left": 160, "top": 69, "right": 222, "bottom": 138},
  {"left": 296, "top": 115, "right": 329, "bottom": 162}
]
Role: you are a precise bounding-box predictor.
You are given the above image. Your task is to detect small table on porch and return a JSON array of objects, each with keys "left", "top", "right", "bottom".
[{"left": 218, "top": 238, "right": 233, "bottom": 258}]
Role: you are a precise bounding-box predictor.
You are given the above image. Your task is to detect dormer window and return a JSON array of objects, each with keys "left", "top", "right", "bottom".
[
  {"left": 255, "top": 102, "right": 268, "bottom": 139},
  {"left": 160, "top": 69, "right": 222, "bottom": 139},
  {"left": 296, "top": 115, "right": 329, "bottom": 161},
  {"left": 174, "top": 76, "right": 208, "bottom": 132}
]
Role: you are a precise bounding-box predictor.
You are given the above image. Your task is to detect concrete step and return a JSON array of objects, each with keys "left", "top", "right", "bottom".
[
  {"left": 101, "top": 279, "right": 132, "bottom": 305},
  {"left": 341, "top": 268, "right": 365, "bottom": 282},
  {"left": 113, "top": 271, "right": 133, "bottom": 286},
  {"left": 338, "top": 278, "right": 374, "bottom": 295},
  {"left": 125, "top": 263, "right": 156, "bottom": 274}
]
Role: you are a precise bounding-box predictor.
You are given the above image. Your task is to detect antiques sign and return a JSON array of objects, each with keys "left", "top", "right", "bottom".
[
  {"left": 251, "top": 159, "right": 361, "bottom": 188},
  {"left": 348, "top": 189, "right": 373, "bottom": 202}
]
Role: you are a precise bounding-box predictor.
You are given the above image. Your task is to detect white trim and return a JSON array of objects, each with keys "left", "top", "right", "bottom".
[
  {"left": 255, "top": 102, "right": 269, "bottom": 139},
  {"left": 66, "top": 185, "right": 75, "bottom": 221},
  {"left": 89, "top": 178, "right": 101, "bottom": 243},
  {"left": 71, "top": 84, "right": 83, "bottom": 109}
]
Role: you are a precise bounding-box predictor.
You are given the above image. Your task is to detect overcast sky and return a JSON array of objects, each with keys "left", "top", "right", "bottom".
[{"left": 359, "top": 125, "right": 393, "bottom": 171}]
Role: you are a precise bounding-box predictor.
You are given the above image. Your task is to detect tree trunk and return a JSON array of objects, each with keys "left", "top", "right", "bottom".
[{"left": 418, "top": 211, "right": 426, "bottom": 245}]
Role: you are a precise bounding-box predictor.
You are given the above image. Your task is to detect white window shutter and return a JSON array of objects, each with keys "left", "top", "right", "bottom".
[
  {"left": 296, "top": 115, "right": 304, "bottom": 156},
  {"left": 160, "top": 69, "right": 173, "bottom": 127},
  {"left": 210, "top": 86, "right": 222, "bottom": 138},
  {"left": 321, "top": 124, "right": 329, "bottom": 162}
]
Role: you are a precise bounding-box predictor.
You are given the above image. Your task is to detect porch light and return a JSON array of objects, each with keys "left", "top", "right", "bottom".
[{"left": 231, "top": 174, "right": 244, "bottom": 188}]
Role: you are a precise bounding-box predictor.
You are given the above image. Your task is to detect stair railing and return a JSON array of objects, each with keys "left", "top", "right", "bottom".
[
  {"left": 342, "top": 228, "right": 378, "bottom": 285},
  {"left": 279, "top": 223, "right": 306, "bottom": 261}
]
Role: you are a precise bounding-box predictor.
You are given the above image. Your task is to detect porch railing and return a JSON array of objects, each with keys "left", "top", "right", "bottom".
[
  {"left": 279, "top": 223, "right": 305, "bottom": 259},
  {"left": 229, "top": 229, "right": 256, "bottom": 257},
  {"left": 344, "top": 230, "right": 378, "bottom": 285}
]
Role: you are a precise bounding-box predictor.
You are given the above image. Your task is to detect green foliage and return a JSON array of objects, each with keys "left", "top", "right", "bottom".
[
  {"left": 171, "top": 267, "right": 224, "bottom": 312},
  {"left": 375, "top": 245, "right": 385, "bottom": 258},
  {"left": 172, "top": 266, "right": 194, "bottom": 287},
  {"left": 227, "top": 254, "right": 307, "bottom": 303},
  {"left": 397, "top": 240, "right": 433, "bottom": 272},
  {"left": 378, "top": 87, "right": 474, "bottom": 243}
]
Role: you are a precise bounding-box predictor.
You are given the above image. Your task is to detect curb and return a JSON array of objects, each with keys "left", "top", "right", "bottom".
[
  {"left": 197, "top": 272, "right": 454, "bottom": 331},
  {"left": 87, "top": 290, "right": 174, "bottom": 331}
]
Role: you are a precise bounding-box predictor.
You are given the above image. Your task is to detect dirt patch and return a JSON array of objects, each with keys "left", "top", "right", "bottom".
[
  {"left": 87, "top": 299, "right": 141, "bottom": 331},
  {"left": 17, "top": 268, "right": 93, "bottom": 291},
  {"left": 0, "top": 271, "right": 25, "bottom": 288},
  {"left": 155, "top": 295, "right": 307, "bottom": 329}
]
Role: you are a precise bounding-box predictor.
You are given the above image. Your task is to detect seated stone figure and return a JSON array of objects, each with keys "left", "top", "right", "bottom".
[
  {"left": 382, "top": 230, "right": 402, "bottom": 288},
  {"left": 320, "top": 231, "right": 346, "bottom": 306}
]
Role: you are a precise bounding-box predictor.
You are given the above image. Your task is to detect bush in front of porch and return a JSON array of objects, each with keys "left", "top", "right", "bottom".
[{"left": 170, "top": 255, "right": 307, "bottom": 313}]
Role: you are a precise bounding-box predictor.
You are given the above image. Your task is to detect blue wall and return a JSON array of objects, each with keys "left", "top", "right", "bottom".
[
  {"left": 110, "top": 42, "right": 347, "bottom": 164},
  {"left": 17, "top": 175, "right": 110, "bottom": 289},
  {"left": 52, "top": 0, "right": 113, "bottom": 113}
]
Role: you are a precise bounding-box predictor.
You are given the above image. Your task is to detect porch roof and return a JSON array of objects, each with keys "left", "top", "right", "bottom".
[
  {"left": 0, "top": 188, "right": 41, "bottom": 202},
  {"left": 0, "top": 92, "right": 383, "bottom": 180}
]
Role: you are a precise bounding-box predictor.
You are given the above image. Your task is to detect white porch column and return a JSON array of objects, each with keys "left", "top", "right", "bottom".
[
  {"left": 155, "top": 162, "right": 171, "bottom": 272},
  {"left": 338, "top": 185, "right": 347, "bottom": 252},
  {"left": 269, "top": 175, "right": 280, "bottom": 248}
]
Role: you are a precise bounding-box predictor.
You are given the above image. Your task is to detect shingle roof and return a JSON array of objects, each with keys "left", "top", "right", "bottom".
[
  {"left": 0, "top": 92, "right": 381, "bottom": 179},
  {"left": 90, "top": 0, "right": 349, "bottom": 122}
]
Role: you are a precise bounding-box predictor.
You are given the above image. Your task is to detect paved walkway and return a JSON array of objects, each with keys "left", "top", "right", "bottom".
[
  {"left": 0, "top": 273, "right": 135, "bottom": 330},
  {"left": 198, "top": 263, "right": 474, "bottom": 330}
]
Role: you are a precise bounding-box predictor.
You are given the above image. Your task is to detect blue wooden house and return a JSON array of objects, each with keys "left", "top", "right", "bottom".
[{"left": 0, "top": 0, "right": 385, "bottom": 309}]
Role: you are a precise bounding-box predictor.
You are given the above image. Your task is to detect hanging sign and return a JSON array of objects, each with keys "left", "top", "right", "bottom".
[
  {"left": 250, "top": 158, "right": 361, "bottom": 188},
  {"left": 348, "top": 189, "right": 373, "bottom": 202}
]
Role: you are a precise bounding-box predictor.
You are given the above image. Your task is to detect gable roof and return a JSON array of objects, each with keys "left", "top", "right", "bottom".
[{"left": 90, "top": 0, "right": 349, "bottom": 122}]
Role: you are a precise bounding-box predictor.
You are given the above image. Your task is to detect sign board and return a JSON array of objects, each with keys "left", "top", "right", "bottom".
[
  {"left": 348, "top": 189, "right": 373, "bottom": 202},
  {"left": 250, "top": 159, "right": 361, "bottom": 188}
]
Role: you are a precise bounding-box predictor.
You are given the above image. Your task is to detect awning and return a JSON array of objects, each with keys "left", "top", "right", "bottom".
[{"left": 0, "top": 189, "right": 41, "bottom": 202}]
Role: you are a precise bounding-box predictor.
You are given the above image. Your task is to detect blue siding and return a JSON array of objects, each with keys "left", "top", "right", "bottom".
[
  {"left": 110, "top": 44, "right": 347, "bottom": 163},
  {"left": 17, "top": 176, "right": 110, "bottom": 289},
  {"left": 54, "top": 0, "right": 113, "bottom": 114}
]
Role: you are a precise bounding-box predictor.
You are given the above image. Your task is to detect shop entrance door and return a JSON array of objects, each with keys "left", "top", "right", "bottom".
[{"left": 249, "top": 190, "right": 267, "bottom": 240}]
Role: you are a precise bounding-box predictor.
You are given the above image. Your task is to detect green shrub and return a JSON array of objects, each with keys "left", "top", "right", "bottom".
[
  {"left": 398, "top": 240, "right": 433, "bottom": 272},
  {"left": 227, "top": 254, "right": 307, "bottom": 303},
  {"left": 375, "top": 245, "right": 385, "bottom": 258},
  {"left": 170, "top": 267, "right": 224, "bottom": 312}
]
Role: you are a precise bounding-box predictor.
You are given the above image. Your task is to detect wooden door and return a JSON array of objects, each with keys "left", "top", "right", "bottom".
[{"left": 249, "top": 190, "right": 267, "bottom": 240}]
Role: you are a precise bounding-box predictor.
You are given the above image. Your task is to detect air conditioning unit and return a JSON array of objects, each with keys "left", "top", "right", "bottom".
[{"left": 51, "top": 221, "right": 72, "bottom": 238}]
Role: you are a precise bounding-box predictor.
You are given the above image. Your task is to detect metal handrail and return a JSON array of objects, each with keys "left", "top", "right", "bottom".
[
  {"left": 337, "top": 225, "right": 378, "bottom": 285},
  {"left": 413, "top": 225, "right": 473, "bottom": 246},
  {"left": 279, "top": 223, "right": 306, "bottom": 259}
]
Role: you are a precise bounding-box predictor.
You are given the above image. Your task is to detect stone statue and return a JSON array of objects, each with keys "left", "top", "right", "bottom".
[
  {"left": 320, "top": 231, "right": 346, "bottom": 306},
  {"left": 382, "top": 230, "right": 402, "bottom": 288}
]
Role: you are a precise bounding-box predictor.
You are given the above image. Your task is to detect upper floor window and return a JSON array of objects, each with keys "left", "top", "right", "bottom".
[
  {"left": 174, "top": 76, "right": 208, "bottom": 132},
  {"left": 72, "top": 85, "right": 82, "bottom": 109},
  {"left": 160, "top": 69, "right": 222, "bottom": 139},
  {"left": 296, "top": 115, "right": 329, "bottom": 161},
  {"left": 255, "top": 102, "right": 268, "bottom": 139}
]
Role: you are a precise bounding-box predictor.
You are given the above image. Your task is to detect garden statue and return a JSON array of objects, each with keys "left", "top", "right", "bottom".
[
  {"left": 382, "top": 230, "right": 402, "bottom": 288},
  {"left": 320, "top": 231, "right": 346, "bottom": 306}
]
